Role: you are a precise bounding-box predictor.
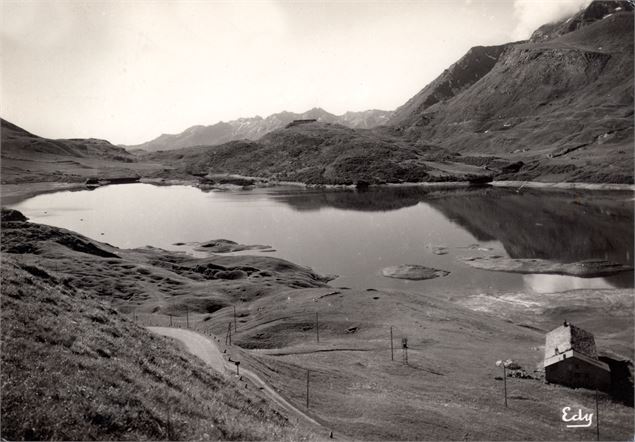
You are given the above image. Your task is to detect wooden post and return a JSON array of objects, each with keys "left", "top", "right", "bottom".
[
  {"left": 402, "top": 337, "right": 408, "bottom": 365},
  {"left": 186, "top": 307, "right": 189, "bottom": 329},
  {"left": 306, "top": 369, "right": 310, "bottom": 409},
  {"left": 169, "top": 315, "right": 173, "bottom": 327},
  {"left": 236, "top": 361, "right": 240, "bottom": 376},
  {"left": 316, "top": 312, "right": 319, "bottom": 343},
  {"left": 167, "top": 405, "right": 171, "bottom": 441},
  {"left": 233, "top": 305, "right": 237, "bottom": 332},
  {"left": 390, "top": 326, "right": 394, "bottom": 361},
  {"left": 503, "top": 365, "right": 508, "bottom": 407},
  {"left": 595, "top": 389, "right": 599, "bottom": 441}
]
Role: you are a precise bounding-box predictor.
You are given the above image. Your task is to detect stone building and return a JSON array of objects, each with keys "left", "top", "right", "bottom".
[
  {"left": 285, "top": 119, "right": 317, "bottom": 128},
  {"left": 543, "top": 322, "right": 611, "bottom": 391}
]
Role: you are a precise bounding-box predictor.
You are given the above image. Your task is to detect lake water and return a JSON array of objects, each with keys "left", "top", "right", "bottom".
[{"left": 9, "top": 183, "right": 634, "bottom": 298}]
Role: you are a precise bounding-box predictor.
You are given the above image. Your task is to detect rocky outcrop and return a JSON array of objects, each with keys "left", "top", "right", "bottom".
[
  {"left": 381, "top": 264, "right": 450, "bottom": 280},
  {"left": 460, "top": 256, "right": 633, "bottom": 277},
  {"left": 389, "top": 44, "right": 512, "bottom": 127},
  {"left": 1, "top": 208, "right": 28, "bottom": 223},
  {"left": 192, "top": 239, "right": 272, "bottom": 254}
]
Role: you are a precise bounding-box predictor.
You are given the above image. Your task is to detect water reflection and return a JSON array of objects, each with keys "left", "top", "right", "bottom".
[
  {"left": 9, "top": 183, "right": 633, "bottom": 294},
  {"left": 427, "top": 187, "right": 633, "bottom": 267},
  {"left": 523, "top": 274, "right": 617, "bottom": 293},
  {"left": 272, "top": 185, "right": 634, "bottom": 267}
]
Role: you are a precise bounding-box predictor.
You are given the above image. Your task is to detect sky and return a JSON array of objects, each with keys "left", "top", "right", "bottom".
[{"left": 2, "top": 0, "right": 590, "bottom": 145}]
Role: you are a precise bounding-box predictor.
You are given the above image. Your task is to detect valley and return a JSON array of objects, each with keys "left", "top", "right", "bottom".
[
  {"left": 1, "top": 0, "right": 634, "bottom": 440},
  {"left": 2, "top": 199, "right": 633, "bottom": 440}
]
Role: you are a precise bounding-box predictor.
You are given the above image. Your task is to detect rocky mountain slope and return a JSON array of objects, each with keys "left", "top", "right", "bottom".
[
  {"left": 127, "top": 108, "right": 393, "bottom": 152},
  {"left": 146, "top": 0, "right": 634, "bottom": 185},
  {"left": 2, "top": 1, "right": 632, "bottom": 187},
  {"left": 388, "top": 0, "right": 634, "bottom": 183}
]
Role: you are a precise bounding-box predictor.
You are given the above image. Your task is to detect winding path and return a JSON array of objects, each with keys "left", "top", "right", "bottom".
[{"left": 146, "top": 327, "right": 328, "bottom": 434}]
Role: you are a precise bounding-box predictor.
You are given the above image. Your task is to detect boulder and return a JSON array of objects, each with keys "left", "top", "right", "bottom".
[
  {"left": 1, "top": 208, "right": 28, "bottom": 223},
  {"left": 381, "top": 264, "right": 450, "bottom": 280}
]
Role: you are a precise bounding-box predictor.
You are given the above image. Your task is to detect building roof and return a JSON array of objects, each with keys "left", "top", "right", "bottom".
[
  {"left": 544, "top": 349, "right": 610, "bottom": 371},
  {"left": 544, "top": 323, "right": 598, "bottom": 360}
]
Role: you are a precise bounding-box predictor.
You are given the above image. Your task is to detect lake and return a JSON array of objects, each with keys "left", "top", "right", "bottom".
[{"left": 8, "top": 183, "right": 634, "bottom": 298}]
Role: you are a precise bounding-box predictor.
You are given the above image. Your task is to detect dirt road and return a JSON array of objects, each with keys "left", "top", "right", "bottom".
[{"left": 147, "top": 326, "right": 329, "bottom": 435}]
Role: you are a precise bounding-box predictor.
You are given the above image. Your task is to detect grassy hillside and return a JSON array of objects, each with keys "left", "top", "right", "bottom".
[
  {"left": 0, "top": 210, "right": 326, "bottom": 440},
  {"left": 0, "top": 118, "right": 164, "bottom": 186},
  {"left": 2, "top": 209, "right": 632, "bottom": 440},
  {"left": 147, "top": 122, "right": 493, "bottom": 185},
  {"left": 203, "top": 284, "right": 633, "bottom": 440},
  {"left": 0, "top": 210, "right": 329, "bottom": 317},
  {"left": 0, "top": 258, "right": 307, "bottom": 441}
]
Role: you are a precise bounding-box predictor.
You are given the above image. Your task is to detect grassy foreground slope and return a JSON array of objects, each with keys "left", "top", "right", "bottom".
[
  {"left": 1, "top": 209, "right": 632, "bottom": 440},
  {"left": 205, "top": 283, "right": 633, "bottom": 441},
  {"left": 0, "top": 214, "right": 314, "bottom": 440}
]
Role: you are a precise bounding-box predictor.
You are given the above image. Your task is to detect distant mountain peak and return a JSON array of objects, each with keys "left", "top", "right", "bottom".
[
  {"left": 127, "top": 108, "right": 393, "bottom": 152},
  {"left": 530, "top": 0, "right": 634, "bottom": 42}
]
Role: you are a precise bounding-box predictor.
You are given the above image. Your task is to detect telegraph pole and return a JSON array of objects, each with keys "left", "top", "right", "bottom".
[
  {"left": 390, "top": 326, "right": 394, "bottom": 361},
  {"left": 225, "top": 322, "right": 232, "bottom": 345},
  {"left": 306, "top": 369, "right": 310, "bottom": 409},
  {"left": 316, "top": 312, "right": 319, "bottom": 343},
  {"left": 595, "top": 389, "right": 600, "bottom": 441},
  {"left": 233, "top": 305, "right": 237, "bottom": 332},
  {"left": 402, "top": 337, "right": 408, "bottom": 365},
  {"left": 503, "top": 365, "right": 508, "bottom": 407}
]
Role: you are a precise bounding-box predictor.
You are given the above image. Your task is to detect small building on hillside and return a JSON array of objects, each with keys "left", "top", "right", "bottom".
[
  {"left": 543, "top": 322, "right": 611, "bottom": 391},
  {"left": 285, "top": 119, "right": 317, "bottom": 128}
]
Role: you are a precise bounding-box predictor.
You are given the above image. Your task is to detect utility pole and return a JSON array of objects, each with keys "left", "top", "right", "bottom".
[
  {"left": 306, "top": 369, "right": 310, "bottom": 409},
  {"left": 390, "top": 326, "right": 394, "bottom": 361},
  {"left": 402, "top": 337, "right": 408, "bottom": 365},
  {"left": 316, "top": 312, "right": 319, "bottom": 343},
  {"left": 503, "top": 365, "right": 508, "bottom": 407},
  {"left": 166, "top": 405, "right": 171, "bottom": 441},
  {"left": 495, "top": 360, "right": 509, "bottom": 407},
  {"left": 225, "top": 322, "right": 232, "bottom": 346},
  {"left": 233, "top": 305, "right": 237, "bottom": 333},
  {"left": 595, "top": 389, "right": 600, "bottom": 441},
  {"left": 186, "top": 307, "right": 189, "bottom": 329}
]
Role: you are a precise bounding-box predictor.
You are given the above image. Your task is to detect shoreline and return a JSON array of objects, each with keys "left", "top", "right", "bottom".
[
  {"left": 3, "top": 178, "right": 633, "bottom": 206},
  {"left": 0, "top": 182, "right": 88, "bottom": 206},
  {"left": 490, "top": 180, "right": 635, "bottom": 191}
]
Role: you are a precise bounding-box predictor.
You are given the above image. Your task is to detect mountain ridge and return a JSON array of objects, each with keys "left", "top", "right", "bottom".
[
  {"left": 144, "top": 0, "right": 634, "bottom": 185},
  {"left": 126, "top": 107, "right": 393, "bottom": 152}
]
